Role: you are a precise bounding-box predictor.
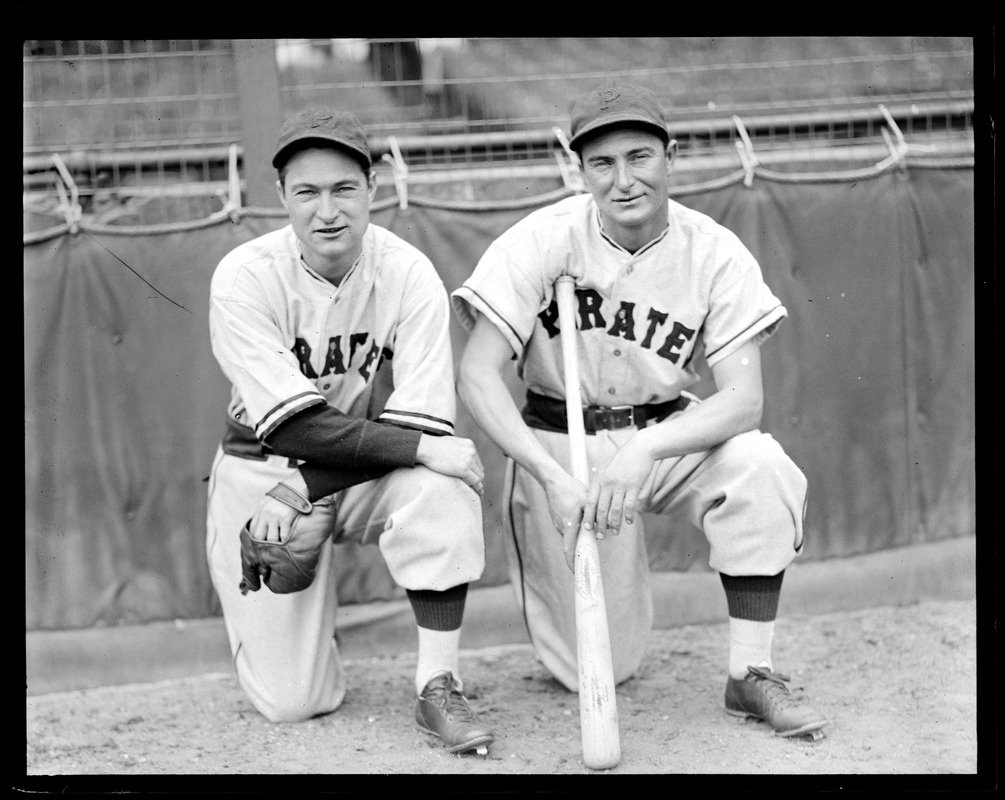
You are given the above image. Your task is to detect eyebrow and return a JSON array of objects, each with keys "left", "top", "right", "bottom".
[
  {"left": 585, "top": 145, "right": 658, "bottom": 163},
  {"left": 289, "top": 177, "right": 364, "bottom": 191}
]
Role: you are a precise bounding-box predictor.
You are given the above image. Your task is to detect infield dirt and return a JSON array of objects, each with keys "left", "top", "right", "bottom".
[{"left": 25, "top": 598, "right": 982, "bottom": 788}]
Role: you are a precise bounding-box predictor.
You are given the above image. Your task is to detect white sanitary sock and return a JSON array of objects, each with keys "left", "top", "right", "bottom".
[
  {"left": 415, "top": 626, "right": 462, "bottom": 695},
  {"left": 728, "top": 617, "right": 775, "bottom": 680}
]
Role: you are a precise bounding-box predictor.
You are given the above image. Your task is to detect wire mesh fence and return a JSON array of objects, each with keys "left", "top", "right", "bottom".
[{"left": 23, "top": 37, "right": 975, "bottom": 222}]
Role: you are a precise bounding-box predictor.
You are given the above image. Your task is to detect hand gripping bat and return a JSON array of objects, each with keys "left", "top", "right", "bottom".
[{"left": 556, "top": 274, "right": 621, "bottom": 770}]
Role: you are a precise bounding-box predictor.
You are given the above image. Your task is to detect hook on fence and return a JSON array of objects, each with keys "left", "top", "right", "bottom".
[
  {"left": 50, "top": 154, "right": 83, "bottom": 233},
  {"left": 553, "top": 127, "right": 585, "bottom": 192},
  {"left": 381, "top": 136, "right": 410, "bottom": 210},
  {"left": 732, "top": 115, "right": 759, "bottom": 187}
]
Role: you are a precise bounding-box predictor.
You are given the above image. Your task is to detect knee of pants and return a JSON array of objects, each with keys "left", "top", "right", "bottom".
[
  {"left": 255, "top": 691, "right": 320, "bottom": 724},
  {"left": 720, "top": 432, "right": 807, "bottom": 499},
  {"left": 404, "top": 465, "right": 479, "bottom": 514},
  {"left": 704, "top": 432, "right": 807, "bottom": 572},
  {"left": 235, "top": 645, "right": 345, "bottom": 724},
  {"left": 378, "top": 467, "right": 485, "bottom": 589}
]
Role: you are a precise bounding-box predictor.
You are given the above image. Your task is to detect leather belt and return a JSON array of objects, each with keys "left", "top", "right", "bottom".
[{"left": 521, "top": 390, "right": 689, "bottom": 435}]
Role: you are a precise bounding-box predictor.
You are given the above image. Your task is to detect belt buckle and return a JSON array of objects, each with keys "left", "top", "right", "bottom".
[{"left": 606, "top": 404, "right": 635, "bottom": 430}]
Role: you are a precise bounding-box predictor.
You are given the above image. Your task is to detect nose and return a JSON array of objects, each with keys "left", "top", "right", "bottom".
[
  {"left": 613, "top": 159, "right": 634, "bottom": 190},
  {"left": 317, "top": 192, "right": 339, "bottom": 221}
]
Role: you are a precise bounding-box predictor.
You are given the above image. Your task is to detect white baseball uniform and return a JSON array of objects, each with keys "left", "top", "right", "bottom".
[
  {"left": 207, "top": 222, "right": 484, "bottom": 722},
  {"left": 452, "top": 193, "right": 807, "bottom": 691}
]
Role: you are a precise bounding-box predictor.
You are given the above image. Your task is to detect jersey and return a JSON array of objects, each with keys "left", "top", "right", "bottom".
[
  {"left": 451, "top": 193, "right": 786, "bottom": 407},
  {"left": 210, "top": 222, "right": 457, "bottom": 452}
]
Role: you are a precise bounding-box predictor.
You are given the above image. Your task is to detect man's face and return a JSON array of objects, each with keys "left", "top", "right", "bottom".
[
  {"left": 277, "top": 146, "right": 376, "bottom": 282},
  {"left": 578, "top": 128, "right": 673, "bottom": 250}
]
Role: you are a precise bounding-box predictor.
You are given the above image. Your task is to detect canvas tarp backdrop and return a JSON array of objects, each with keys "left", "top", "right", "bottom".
[{"left": 24, "top": 166, "right": 975, "bottom": 631}]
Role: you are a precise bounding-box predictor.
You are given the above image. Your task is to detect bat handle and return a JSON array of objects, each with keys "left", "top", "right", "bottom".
[{"left": 556, "top": 276, "right": 589, "bottom": 483}]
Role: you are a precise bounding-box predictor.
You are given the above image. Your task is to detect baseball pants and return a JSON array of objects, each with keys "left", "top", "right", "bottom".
[
  {"left": 504, "top": 404, "right": 807, "bottom": 692},
  {"left": 206, "top": 447, "right": 485, "bottom": 723}
]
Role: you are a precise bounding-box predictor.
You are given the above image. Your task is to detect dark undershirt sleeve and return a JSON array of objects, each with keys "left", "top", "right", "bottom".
[{"left": 264, "top": 404, "right": 424, "bottom": 502}]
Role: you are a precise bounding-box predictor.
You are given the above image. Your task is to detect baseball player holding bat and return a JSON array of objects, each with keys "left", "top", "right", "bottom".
[
  {"left": 206, "top": 106, "right": 494, "bottom": 754},
  {"left": 453, "top": 82, "right": 829, "bottom": 740}
]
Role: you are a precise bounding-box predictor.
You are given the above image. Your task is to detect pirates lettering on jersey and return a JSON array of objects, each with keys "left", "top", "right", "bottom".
[
  {"left": 537, "top": 289, "right": 697, "bottom": 364},
  {"left": 293, "top": 335, "right": 393, "bottom": 383}
]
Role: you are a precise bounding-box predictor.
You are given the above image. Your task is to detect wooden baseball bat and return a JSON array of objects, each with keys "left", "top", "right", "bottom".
[{"left": 555, "top": 274, "right": 621, "bottom": 770}]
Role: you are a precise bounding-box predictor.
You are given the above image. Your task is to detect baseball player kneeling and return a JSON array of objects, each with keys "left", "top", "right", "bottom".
[
  {"left": 453, "top": 82, "right": 828, "bottom": 739},
  {"left": 206, "top": 106, "right": 493, "bottom": 754}
]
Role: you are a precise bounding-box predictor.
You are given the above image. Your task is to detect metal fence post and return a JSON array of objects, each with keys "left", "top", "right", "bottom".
[{"left": 233, "top": 39, "right": 283, "bottom": 208}]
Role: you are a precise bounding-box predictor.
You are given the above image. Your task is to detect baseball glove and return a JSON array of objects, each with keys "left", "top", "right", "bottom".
[{"left": 238, "top": 483, "right": 336, "bottom": 595}]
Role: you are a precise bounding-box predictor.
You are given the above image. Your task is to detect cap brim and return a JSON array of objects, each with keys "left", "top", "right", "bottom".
[
  {"left": 569, "top": 115, "right": 669, "bottom": 150},
  {"left": 272, "top": 135, "right": 371, "bottom": 169}
]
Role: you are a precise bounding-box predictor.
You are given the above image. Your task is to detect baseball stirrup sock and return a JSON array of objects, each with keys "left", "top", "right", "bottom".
[
  {"left": 719, "top": 572, "right": 784, "bottom": 621},
  {"left": 406, "top": 584, "right": 468, "bottom": 631}
]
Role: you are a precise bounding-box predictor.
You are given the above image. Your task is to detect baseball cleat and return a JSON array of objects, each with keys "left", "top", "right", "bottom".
[
  {"left": 725, "top": 665, "right": 830, "bottom": 739},
  {"left": 415, "top": 671, "right": 495, "bottom": 755}
]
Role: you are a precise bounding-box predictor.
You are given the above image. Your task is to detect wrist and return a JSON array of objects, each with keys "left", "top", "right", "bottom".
[
  {"left": 627, "top": 427, "right": 662, "bottom": 462},
  {"left": 284, "top": 469, "right": 310, "bottom": 496},
  {"left": 539, "top": 460, "right": 577, "bottom": 492},
  {"left": 414, "top": 433, "right": 431, "bottom": 465}
]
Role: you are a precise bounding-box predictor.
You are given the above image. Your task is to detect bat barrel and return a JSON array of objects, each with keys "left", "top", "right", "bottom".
[{"left": 576, "top": 529, "right": 621, "bottom": 769}]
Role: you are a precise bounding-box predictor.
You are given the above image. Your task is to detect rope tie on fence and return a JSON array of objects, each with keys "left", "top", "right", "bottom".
[
  {"left": 553, "top": 127, "right": 585, "bottom": 193},
  {"left": 878, "top": 105, "right": 910, "bottom": 174},
  {"left": 875, "top": 104, "right": 939, "bottom": 175},
  {"left": 732, "top": 116, "right": 759, "bottom": 187},
  {"left": 51, "top": 154, "right": 83, "bottom": 234},
  {"left": 222, "top": 143, "right": 243, "bottom": 223},
  {"left": 381, "top": 136, "right": 410, "bottom": 210}
]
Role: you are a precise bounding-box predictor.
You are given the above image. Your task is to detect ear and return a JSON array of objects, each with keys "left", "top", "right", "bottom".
[
  {"left": 276, "top": 179, "right": 289, "bottom": 212},
  {"left": 366, "top": 170, "right": 378, "bottom": 202},
  {"left": 665, "top": 139, "right": 678, "bottom": 175}
]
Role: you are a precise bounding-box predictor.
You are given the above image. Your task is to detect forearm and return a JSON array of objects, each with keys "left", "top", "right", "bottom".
[
  {"left": 265, "top": 404, "right": 423, "bottom": 501},
  {"left": 457, "top": 365, "right": 568, "bottom": 491},
  {"left": 632, "top": 385, "right": 762, "bottom": 461}
]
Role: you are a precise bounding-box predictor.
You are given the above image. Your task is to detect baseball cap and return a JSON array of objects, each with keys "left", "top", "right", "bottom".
[
  {"left": 568, "top": 82, "right": 669, "bottom": 152},
  {"left": 272, "top": 106, "right": 372, "bottom": 170}
]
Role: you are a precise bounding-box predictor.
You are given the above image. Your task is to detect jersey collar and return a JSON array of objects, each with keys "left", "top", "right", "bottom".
[
  {"left": 595, "top": 206, "right": 671, "bottom": 256},
  {"left": 297, "top": 248, "right": 364, "bottom": 288}
]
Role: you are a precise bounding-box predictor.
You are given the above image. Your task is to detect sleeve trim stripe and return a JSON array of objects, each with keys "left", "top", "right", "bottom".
[
  {"left": 464, "top": 288, "right": 525, "bottom": 349},
  {"left": 704, "top": 305, "right": 787, "bottom": 362},
  {"left": 255, "top": 394, "right": 326, "bottom": 440},
  {"left": 379, "top": 410, "right": 454, "bottom": 435}
]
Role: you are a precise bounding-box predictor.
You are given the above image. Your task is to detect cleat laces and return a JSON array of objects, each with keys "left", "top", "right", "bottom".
[
  {"left": 747, "top": 666, "right": 800, "bottom": 710},
  {"left": 424, "top": 675, "right": 477, "bottom": 722}
]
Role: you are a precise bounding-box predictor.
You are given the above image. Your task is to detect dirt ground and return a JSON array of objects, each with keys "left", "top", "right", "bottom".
[{"left": 23, "top": 597, "right": 985, "bottom": 790}]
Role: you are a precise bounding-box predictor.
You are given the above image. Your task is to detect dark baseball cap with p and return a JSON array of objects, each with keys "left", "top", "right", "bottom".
[
  {"left": 568, "top": 82, "right": 670, "bottom": 153},
  {"left": 272, "top": 106, "right": 372, "bottom": 172}
]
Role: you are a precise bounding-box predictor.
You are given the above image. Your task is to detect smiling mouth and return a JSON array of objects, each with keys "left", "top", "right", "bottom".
[
  {"left": 315, "top": 226, "right": 346, "bottom": 235},
  {"left": 614, "top": 196, "right": 642, "bottom": 205}
]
